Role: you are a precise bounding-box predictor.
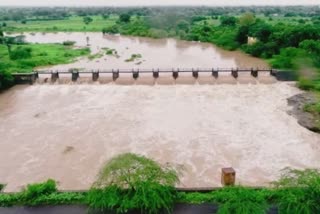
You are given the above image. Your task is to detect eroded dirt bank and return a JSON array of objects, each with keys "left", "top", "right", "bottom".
[{"left": 287, "top": 93, "right": 320, "bottom": 133}]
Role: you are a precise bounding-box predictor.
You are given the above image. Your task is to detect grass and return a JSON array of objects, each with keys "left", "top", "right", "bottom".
[
  {"left": 103, "top": 47, "right": 118, "bottom": 56},
  {"left": 125, "top": 53, "right": 142, "bottom": 62},
  {"left": 0, "top": 168, "right": 320, "bottom": 214},
  {"left": 270, "top": 168, "right": 320, "bottom": 214},
  {"left": 304, "top": 99, "right": 320, "bottom": 130},
  {"left": 0, "top": 44, "right": 90, "bottom": 73},
  {"left": 0, "top": 180, "right": 86, "bottom": 207},
  {"left": 3, "top": 15, "right": 306, "bottom": 33},
  {"left": 177, "top": 187, "right": 270, "bottom": 214},
  {"left": 304, "top": 102, "right": 320, "bottom": 115},
  {"left": 88, "top": 52, "right": 104, "bottom": 60},
  {"left": 257, "top": 15, "right": 314, "bottom": 26},
  {"left": 4, "top": 16, "right": 117, "bottom": 32}
]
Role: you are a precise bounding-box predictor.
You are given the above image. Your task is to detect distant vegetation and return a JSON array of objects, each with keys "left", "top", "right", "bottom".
[
  {"left": 0, "top": 6, "right": 320, "bottom": 93},
  {"left": 1, "top": 6, "right": 319, "bottom": 74}
]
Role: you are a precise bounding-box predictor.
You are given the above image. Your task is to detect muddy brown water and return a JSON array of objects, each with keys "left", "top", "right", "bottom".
[
  {"left": 0, "top": 33, "right": 319, "bottom": 192},
  {"left": 0, "top": 83, "right": 320, "bottom": 192},
  {"left": 16, "top": 32, "right": 269, "bottom": 71}
]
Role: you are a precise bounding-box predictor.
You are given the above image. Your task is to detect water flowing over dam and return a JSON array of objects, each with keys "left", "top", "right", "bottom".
[
  {"left": 0, "top": 83, "right": 319, "bottom": 192},
  {"left": 0, "top": 32, "right": 319, "bottom": 192}
]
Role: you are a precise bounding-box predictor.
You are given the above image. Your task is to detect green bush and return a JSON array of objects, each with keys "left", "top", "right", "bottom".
[
  {"left": 27, "top": 192, "right": 86, "bottom": 206},
  {"left": 270, "top": 47, "right": 303, "bottom": 69},
  {"left": 211, "top": 29, "right": 239, "bottom": 50},
  {"left": 298, "top": 78, "right": 316, "bottom": 91},
  {"left": 87, "top": 185, "right": 122, "bottom": 211},
  {"left": 0, "top": 184, "right": 4, "bottom": 192},
  {"left": 271, "top": 168, "right": 320, "bottom": 214},
  {"left": 0, "top": 70, "right": 13, "bottom": 90},
  {"left": 10, "top": 46, "right": 32, "bottom": 60},
  {"left": 1, "top": 168, "right": 320, "bottom": 213},
  {"left": 119, "top": 13, "right": 131, "bottom": 23},
  {"left": 62, "top": 41, "right": 76, "bottom": 46},
  {"left": 148, "top": 29, "right": 168, "bottom": 39},
  {"left": 88, "top": 153, "right": 180, "bottom": 214},
  {"left": 0, "top": 180, "right": 85, "bottom": 207},
  {"left": 89, "top": 183, "right": 176, "bottom": 214},
  {"left": 0, "top": 193, "right": 21, "bottom": 207},
  {"left": 22, "top": 179, "right": 57, "bottom": 206},
  {"left": 177, "top": 192, "right": 215, "bottom": 204},
  {"left": 102, "top": 25, "right": 119, "bottom": 34},
  {"left": 212, "top": 186, "right": 269, "bottom": 214}
]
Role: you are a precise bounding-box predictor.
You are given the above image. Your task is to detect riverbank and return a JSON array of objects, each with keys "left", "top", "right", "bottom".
[
  {"left": 0, "top": 42, "right": 90, "bottom": 90},
  {"left": 288, "top": 93, "right": 320, "bottom": 133},
  {"left": 0, "top": 44, "right": 90, "bottom": 73},
  {"left": 0, "top": 175, "right": 316, "bottom": 213}
]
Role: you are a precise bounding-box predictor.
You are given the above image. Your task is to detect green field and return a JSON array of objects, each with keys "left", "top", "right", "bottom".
[
  {"left": 4, "top": 15, "right": 307, "bottom": 33},
  {"left": 4, "top": 16, "right": 117, "bottom": 32},
  {"left": 0, "top": 44, "right": 89, "bottom": 73}
]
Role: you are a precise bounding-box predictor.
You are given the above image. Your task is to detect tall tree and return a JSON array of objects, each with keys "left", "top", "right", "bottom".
[{"left": 83, "top": 16, "right": 93, "bottom": 25}]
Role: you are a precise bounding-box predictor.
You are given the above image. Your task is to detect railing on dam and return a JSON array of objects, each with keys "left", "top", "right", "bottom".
[{"left": 10, "top": 68, "right": 297, "bottom": 84}]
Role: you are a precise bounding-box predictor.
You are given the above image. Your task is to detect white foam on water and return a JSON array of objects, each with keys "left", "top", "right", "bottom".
[{"left": 0, "top": 83, "right": 319, "bottom": 192}]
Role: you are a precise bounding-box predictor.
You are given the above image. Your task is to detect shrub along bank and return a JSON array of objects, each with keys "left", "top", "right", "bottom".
[{"left": 1, "top": 154, "right": 320, "bottom": 214}]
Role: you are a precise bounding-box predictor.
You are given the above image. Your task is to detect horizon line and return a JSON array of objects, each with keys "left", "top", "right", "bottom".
[{"left": 0, "top": 4, "right": 320, "bottom": 7}]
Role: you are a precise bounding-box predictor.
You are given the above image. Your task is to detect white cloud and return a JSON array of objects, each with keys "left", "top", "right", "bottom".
[{"left": 0, "top": 0, "right": 319, "bottom": 6}]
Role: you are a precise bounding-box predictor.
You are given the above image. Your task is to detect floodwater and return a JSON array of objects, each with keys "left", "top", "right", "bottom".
[
  {"left": 17, "top": 32, "right": 269, "bottom": 70},
  {"left": 0, "top": 83, "right": 320, "bottom": 192}
]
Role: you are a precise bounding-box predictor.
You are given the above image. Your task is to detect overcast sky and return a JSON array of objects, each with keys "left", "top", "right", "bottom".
[{"left": 0, "top": 0, "right": 319, "bottom": 7}]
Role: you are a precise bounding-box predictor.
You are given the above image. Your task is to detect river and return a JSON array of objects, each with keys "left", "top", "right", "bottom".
[
  {"left": 16, "top": 32, "right": 269, "bottom": 70},
  {"left": 0, "top": 33, "right": 319, "bottom": 192},
  {"left": 0, "top": 83, "right": 320, "bottom": 192}
]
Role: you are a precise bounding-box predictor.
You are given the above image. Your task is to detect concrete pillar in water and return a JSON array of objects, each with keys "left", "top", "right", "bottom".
[
  {"left": 133, "top": 70, "right": 139, "bottom": 79},
  {"left": 270, "top": 69, "right": 276, "bottom": 76},
  {"left": 51, "top": 71, "right": 59, "bottom": 82},
  {"left": 92, "top": 71, "right": 99, "bottom": 81},
  {"left": 192, "top": 69, "right": 199, "bottom": 79},
  {"left": 251, "top": 68, "right": 258, "bottom": 78},
  {"left": 113, "top": 70, "right": 119, "bottom": 81},
  {"left": 29, "top": 72, "right": 38, "bottom": 85},
  {"left": 173, "top": 69, "right": 179, "bottom": 79},
  {"left": 221, "top": 167, "right": 236, "bottom": 186},
  {"left": 212, "top": 69, "right": 219, "bottom": 78},
  {"left": 153, "top": 69, "right": 159, "bottom": 78},
  {"left": 231, "top": 68, "right": 238, "bottom": 78},
  {"left": 34, "top": 72, "right": 39, "bottom": 80},
  {"left": 71, "top": 70, "right": 79, "bottom": 82}
]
